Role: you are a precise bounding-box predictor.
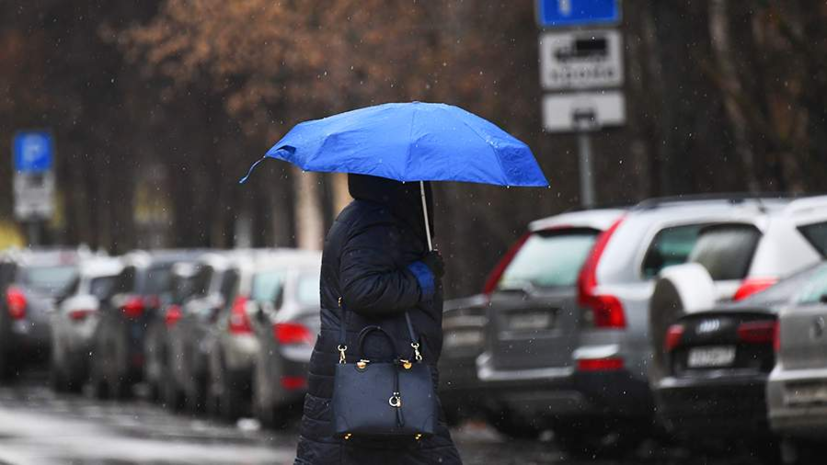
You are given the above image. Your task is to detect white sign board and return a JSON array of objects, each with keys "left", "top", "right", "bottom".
[
  {"left": 542, "top": 91, "right": 626, "bottom": 133},
  {"left": 13, "top": 172, "right": 55, "bottom": 220},
  {"left": 539, "top": 30, "right": 623, "bottom": 90}
]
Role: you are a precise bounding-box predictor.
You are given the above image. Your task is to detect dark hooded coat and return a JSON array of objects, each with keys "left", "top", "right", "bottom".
[{"left": 294, "top": 174, "right": 462, "bottom": 465}]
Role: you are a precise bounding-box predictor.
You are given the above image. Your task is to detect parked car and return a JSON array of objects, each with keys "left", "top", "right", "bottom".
[
  {"left": 654, "top": 264, "right": 827, "bottom": 455},
  {"left": 144, "top": 260, "right": 202, "bottom": 401},
  {"left": 50, "top": 257, "right": 123, "bottom": 392},
  {"left": 250, "top": 252, "right": 321, "bottom": 429},
  {"left": 476, "top": 207, "right": 626, "bottom": 444},
  {"left": 479, "top": 195, "right": 827, "bottom": 457},
  {"left": 0, "top": 248, "right": 82, "bottom": 380},
  {"left": 89, "top": 250, "right": 202, "bottom": 399},
  {"left": 767, "top": 261, "right": 827, "bottom": 461},
  {"left": 204, "top": 250, "right": 295, "bottom": 420},
  {"left": 438, "top": 294, "right": 489, "bottom": 426},
  {"left": 165, "top": 251, "right": 247, "bottom": 412},
  {"left": 649, "top": 196, "right": 827, "bottom": 387}
]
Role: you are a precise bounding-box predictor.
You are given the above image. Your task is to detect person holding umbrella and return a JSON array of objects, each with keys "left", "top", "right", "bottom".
[{"left": 241, "top": 102, "right": 547, "bottom": 464}]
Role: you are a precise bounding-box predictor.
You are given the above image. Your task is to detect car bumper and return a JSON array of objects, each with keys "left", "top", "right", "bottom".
[
  {"left": 223, "top": 335, "right": 260, "bottom": 373},
  {"left": 6, "top": 321, "right": 51, "bottom": 359},
  {"left": 767, "top": 367, "right": 827, "bottom": 437},
  {"left": 477, "top": 351, "right": 652, "bottom": 421},
  {"left": 656, "top": 374, "right": 769, "bottom": 437}
]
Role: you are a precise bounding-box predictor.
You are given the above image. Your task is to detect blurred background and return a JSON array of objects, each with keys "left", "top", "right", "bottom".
[
  {"left": 4, "top": 0, "right": 825, "bottom": 298},
  {"left": 3, "top": 2, "right": 827, "bottom": 464}
]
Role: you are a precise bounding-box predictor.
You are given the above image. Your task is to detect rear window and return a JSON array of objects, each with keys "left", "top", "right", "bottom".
[
  {"left": 145, "top": 265, "right": 173, "bottom": 295},
  {"left": 497, "top": 230, "right": 599, "bottom": 290},
  {"left": 798, "top": 222, "right": 827, "bottom": 258},
  {"left": 89, "top": 276, "right": 118, "bottom": 300},
  {"left": 21, "top": 266, "right": 78, "bottom": 296},
  {"left": 642, "top": 224, "right": 704, "bottom": 279},
  {"left": 297, "top": 271, "right": 321, "bottom": 306},
  {"left": 251, "top": 271, "right": 285, "bottom": 304},
  {"left": 689, "top": 224, "right": 761, "bottom": 280}
]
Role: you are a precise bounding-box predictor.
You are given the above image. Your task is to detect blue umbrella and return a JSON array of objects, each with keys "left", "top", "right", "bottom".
[{"left": 241, "top": 101, "right": 548, "bottom": 249}]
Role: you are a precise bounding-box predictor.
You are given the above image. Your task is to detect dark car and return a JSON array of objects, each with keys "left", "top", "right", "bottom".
[
  {"left": 655, "top": 264, "right": 826, "bottom": 453},
  {"left": 438, "top": 294, "right": 488, "bottom": 426},
  {"left": 0, "top": 249, "right": 82, "bottom": 380},
  {"left": 50, "top": 257, "right": 122, "bottom": 392},
  {"left": 166, "top": 251, "right": 245, "bottom": 412},
  {"left": 89, "top": 250, "right": 202, "bottom": 399},
  {"left": 144, "top": 260, "right": 202, "bottom": 402},
  {"left": 250, "top": 253, "right": 321, "bottom": 429}
]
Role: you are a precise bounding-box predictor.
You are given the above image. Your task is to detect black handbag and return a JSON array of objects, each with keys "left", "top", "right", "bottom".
[{"left": 332, "top": 300, "right": 437, "bottom": 440}]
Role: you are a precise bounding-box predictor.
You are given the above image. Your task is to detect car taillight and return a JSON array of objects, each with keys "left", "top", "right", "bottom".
[
  {"left": 665, "top": 324, "right": 685, "bottom": 352},
  {"left": 164, "top": 305, "right": 182, "bottom": 328},
  {"left": 68, "top": 309, "right": 95, "bottom": 321},
  {"left": 122, "top": 296, "right": 145, "bottom": 318},
  {"left": 577, "top": 218, "right": 626, "bottom": 328},
  {"left": 737, "top": 320, "right": 777, "bottom": 344},
  {"left": 274, "top": 322, "right": 313, "bottom": 345},
  {"left": 733, "top": 277, "right": 778, "bottom": 301},
  {"left": 482, "top": 232, "right": 531, "bottom": 295},
  {"left": 577, "top": 357, "right": 624, "bottom": 371},
  {"left": 229, "top": 296, "right": 253, "bottom": 335},
  {"left": 5, "top": 287, "right": 26, "bottom": 320},
  {"left": 773, "top": 321, "right": 781, "bottom": 352},
  {"left": 281, "top": 376, "right": 308, "bottom": 390}
]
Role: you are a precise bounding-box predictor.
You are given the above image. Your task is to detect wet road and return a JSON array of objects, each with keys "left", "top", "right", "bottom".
[{"left": 0, "top": 377, "right": 762, "bottom": 465}]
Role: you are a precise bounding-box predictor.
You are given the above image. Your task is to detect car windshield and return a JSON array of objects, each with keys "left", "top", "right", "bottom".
[
  {"left": 21, "top": 266, "right": 78, "bottom": 296},
  {"left": 689, "top": 224, "right": 761, "bottom": 280},
  {"left": 740, "top": 263, "right": 827, "bottom": 306},
  {"left": 497, "top": 230, "right": 599, "bottom": 290},
  {"left": 297, "top": 271, "right": 321, "bottom": 306}
]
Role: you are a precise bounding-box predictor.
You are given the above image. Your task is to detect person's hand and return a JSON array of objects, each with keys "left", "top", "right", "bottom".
[{"left": 421, "top": 250, "right": 445, "bottom": 278}]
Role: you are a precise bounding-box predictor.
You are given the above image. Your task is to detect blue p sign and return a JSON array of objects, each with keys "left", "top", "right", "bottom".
[{"left": 13, "top": 131, "right": 53, "bottom": 173}]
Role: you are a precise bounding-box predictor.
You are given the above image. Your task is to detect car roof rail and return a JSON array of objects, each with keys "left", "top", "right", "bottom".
[{"left": 632, "top": 192, "right": 801, "bottom": 211}]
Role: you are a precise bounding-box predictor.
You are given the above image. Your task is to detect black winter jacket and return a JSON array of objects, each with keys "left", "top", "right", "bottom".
[{"left": 294, "top": 175, "right": 462, "bottom": 465}]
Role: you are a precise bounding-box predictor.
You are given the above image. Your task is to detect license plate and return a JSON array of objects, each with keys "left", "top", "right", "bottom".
[
  {"left": 687, "top": 346, "right": 736, "bottom": 368},
  {"left": 444, "top": 330, "right": 483, "bottom": 349},
  {"left": 784, "top": 384, "right": 827, "bottom": 406},
  {"left": 508, "top": 311, "right": 554, "bottom": 331}
]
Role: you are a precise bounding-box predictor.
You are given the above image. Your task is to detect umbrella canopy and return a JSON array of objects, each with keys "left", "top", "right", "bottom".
[{"left": 240, "top": 101, "right": 548, "bottom": 187}]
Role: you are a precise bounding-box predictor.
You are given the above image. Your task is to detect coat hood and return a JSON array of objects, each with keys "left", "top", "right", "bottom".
[{"left": 347, "top": 174, "right": 434, "bottom": 243}]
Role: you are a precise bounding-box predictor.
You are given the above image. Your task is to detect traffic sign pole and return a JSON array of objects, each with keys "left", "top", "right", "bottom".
[{"left": 577, "top": 131, "right": 595, "bottom": 208}]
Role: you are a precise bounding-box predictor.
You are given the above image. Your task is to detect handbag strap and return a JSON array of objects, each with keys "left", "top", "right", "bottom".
[{"left": 337, "top": 297, "right": 422, "bottom": 363}]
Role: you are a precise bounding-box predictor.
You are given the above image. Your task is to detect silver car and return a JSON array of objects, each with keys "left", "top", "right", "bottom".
[
  {"left": 479, "top": 195, "right": 825, "bottom": 457},
  {"left": 50, "top": 257, "right": 123, "bottom": 392},
  {"left": 767, "top": 262, "right": 827, "bottom": 457}
]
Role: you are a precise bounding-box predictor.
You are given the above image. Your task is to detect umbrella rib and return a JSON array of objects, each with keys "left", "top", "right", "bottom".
[
  {"left": 405, "top": 105, "right": 417, "bottom": 182},
  {"left": 437, "top": 106, "right": 508, "bottom": 185}
]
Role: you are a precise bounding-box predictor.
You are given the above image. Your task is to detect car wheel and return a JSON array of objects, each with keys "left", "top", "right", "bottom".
[
  {"left": 554, "top": 421, "right": 647, "bottom": 460},
  {"left": 486, "top": 410, "right": 542, "bottom": 440},
  {"left": 208, "top": 353, "right": 245, "bottom": 422}
]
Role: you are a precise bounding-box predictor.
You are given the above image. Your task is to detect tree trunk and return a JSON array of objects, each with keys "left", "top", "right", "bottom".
[
  {"left": 293, "top": 167, "right": 324, "bottom": 251},
  {"left": 708, "top": 0, "right": 760, "bottom": 193}
]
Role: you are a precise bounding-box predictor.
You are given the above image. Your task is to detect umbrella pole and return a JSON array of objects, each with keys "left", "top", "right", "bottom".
[{"left": 419, "top": 181, "right": 433, "bottom": 251}]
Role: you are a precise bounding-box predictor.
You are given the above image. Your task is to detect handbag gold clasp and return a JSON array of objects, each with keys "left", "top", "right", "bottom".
[
  {"left": 338, "top": 344, "right": 347, "bottom": 364},
  {"left": 389, "top": 392, "right": 402, "bottom": 408},
  {"left": 356, "top": 359, "right": 369, "bottom": 370},
  {"left": 399, "top": 359, "right": 412, "bottom": 370},
  {"left": 411, "top": 342, "right": 422, "bottom": 362}
]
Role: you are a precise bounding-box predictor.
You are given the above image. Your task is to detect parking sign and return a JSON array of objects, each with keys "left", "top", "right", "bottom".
[
  {"left": 536, "top": 0, "right": 621, "bottom": 28},
  {"left": 13, "top": 131, "right": 54, "bottom": 173}
]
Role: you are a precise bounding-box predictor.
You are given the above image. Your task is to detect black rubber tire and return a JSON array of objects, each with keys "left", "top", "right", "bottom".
[
  {"left": 487, "top": 410, "right": 542, "bottom": 440},
  {"left": 554, "top": 422, "right": 647, "bottom": 460}
]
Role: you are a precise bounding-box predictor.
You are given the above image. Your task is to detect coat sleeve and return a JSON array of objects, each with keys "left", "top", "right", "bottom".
[{"left": 339, "top": 222, "right": 435, "bottom": 317}]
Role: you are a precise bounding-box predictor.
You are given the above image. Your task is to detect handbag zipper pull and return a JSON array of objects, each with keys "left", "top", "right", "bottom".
[
  {"left": 411, "top": 342, "right": 423, "bottom": 362},
  {"left": 338, "top": 345, "right": 348, "bottom": 364}
]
